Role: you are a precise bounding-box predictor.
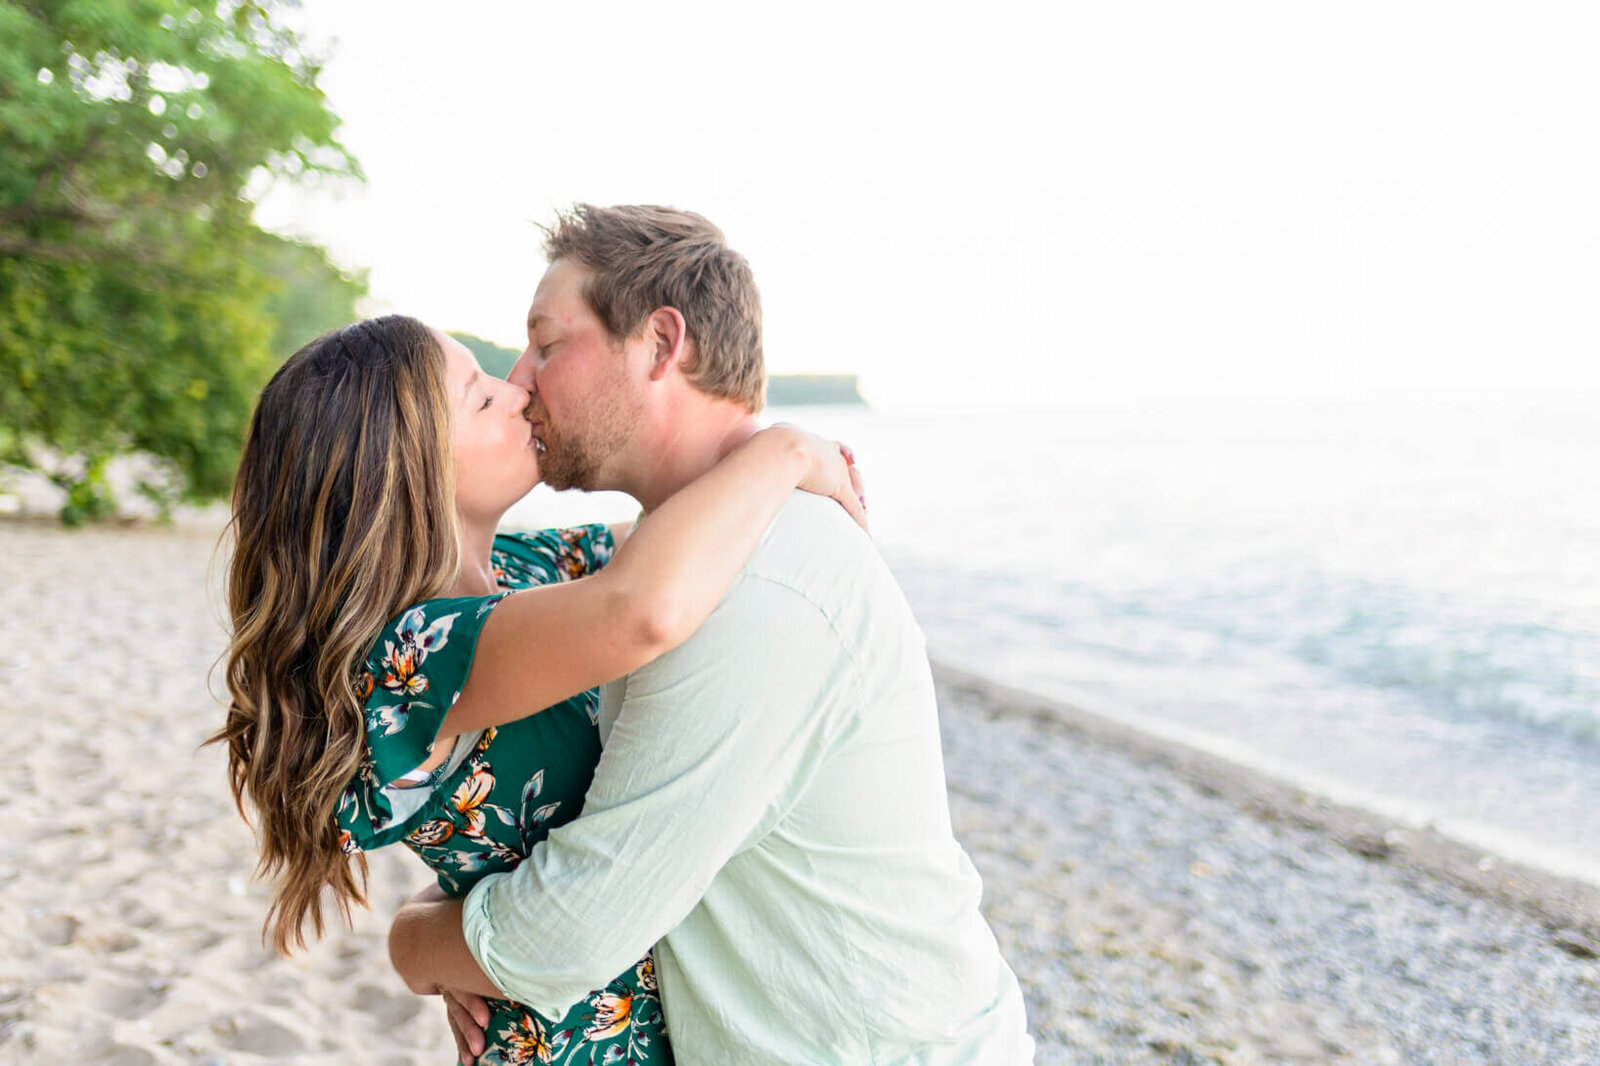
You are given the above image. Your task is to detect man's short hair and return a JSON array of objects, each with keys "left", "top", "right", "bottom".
[{"left": 544, "top": 204, "right": 765, "bottom": 412}]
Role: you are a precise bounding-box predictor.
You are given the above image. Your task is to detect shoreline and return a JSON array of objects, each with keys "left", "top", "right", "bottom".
[
  {"left": 8, "top": 507, "right": 1594, "bottom": 935},
  {"left": 930, "top": 659, "right": 1600, "bottom": 946},
  {"left": 6, "top": 505, "right": 1594, "bottom": 930},
  {"left": 4, "top": 518, "right": 1596, "bottom": 1062}
]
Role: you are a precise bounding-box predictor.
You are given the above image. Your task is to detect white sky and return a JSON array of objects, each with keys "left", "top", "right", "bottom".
[{"left": 255, "top": 1, "right": 1600, "bottom": 412}]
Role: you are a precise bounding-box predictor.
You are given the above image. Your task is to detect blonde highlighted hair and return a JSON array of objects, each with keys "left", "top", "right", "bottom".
[{"left": 211, "top": 316, "right": 459, "bottom": 953}]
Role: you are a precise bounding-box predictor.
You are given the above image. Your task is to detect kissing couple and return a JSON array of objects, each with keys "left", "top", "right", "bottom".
[{"left": 216, "top": 204, "right": 1035, "bottom": 1064}]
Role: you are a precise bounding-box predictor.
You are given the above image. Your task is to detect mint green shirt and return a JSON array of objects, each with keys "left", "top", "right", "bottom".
[{"left": 463, "top": 494, "right": 1034, "bottom": 1064}]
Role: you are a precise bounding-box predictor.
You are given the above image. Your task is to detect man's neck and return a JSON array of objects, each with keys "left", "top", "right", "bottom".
[{"left": 627, "top": 396, "right": 762, "bottom": 513}]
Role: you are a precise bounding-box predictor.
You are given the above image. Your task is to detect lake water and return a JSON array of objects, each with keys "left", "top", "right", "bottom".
[{"left": 509, "top": 401, "right": 1600, "bottom": 885}]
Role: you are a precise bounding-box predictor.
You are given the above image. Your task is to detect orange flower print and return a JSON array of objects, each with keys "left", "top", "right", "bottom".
[
  {"left": 408, "top": 819, "right": 454, "bottom": 847},
  {"left": 583, "top": 989, "right": 633, "bottom": 1041},
  {"left": 378, "top": 607, "right": 461, "bottom": 696},
  {"left": 379, "top": 642, "right": 427, "bottom": 696},
  {"left": 337, "top": 829, "right": 361, "bottom": 855},
  {"left": 451, "top": 766, "right": 497, "bottom": 836},
  {"left": 352, "top": 670, "right": 374, "bottom": 699},
  {"left": 493, "top": 1011, "right": 555, "bottom": 1065},
  {"left": 557, "top": 529, "right": 593, "bottom": 579}
]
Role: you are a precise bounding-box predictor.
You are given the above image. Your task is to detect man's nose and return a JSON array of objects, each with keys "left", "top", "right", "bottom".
[{"left": 507, "top": 347, "right": 539, "bottom": 390}]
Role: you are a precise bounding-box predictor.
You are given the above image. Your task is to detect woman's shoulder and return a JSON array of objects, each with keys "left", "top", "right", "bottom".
[
  {"left": 357, "top": 593, "right": 508, "bottom": 754},
  {"left": 357, "top": 595, "right": 502, "bottom": 711},
  {"left": 362, "top": 594, "right": 506, "bottom": 674},
  {"left": 491, "top": 524, "right": 615, "bottom": 587}
]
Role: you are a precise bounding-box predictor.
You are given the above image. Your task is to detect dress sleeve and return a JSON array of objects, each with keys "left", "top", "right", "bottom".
[
  {"left": 334, "top": 593, "right": 509, "bottom": 853},
  {"left": 491, "top": 525, "right": 615, "bottom": 586}
]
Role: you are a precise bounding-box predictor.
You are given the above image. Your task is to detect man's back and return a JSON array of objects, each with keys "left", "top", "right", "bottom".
[{"left": 601, "top": 493, "right": 1033, "bottom": 1063}]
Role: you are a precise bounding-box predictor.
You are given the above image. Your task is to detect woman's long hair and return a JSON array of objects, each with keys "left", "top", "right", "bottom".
[{"left": 211, "top": 315, "right": 460, "bottom": 953}]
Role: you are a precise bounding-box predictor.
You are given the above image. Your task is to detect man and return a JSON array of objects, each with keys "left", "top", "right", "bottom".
[{"left": 390, "top": 204, "right": 1034, "bottom": 1064}]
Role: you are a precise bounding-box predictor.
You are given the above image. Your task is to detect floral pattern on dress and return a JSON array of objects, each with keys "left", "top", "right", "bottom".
[
  {"left": 333, "top": 525, "right": 670, "bottom": 1066},
  {"left": 402, "top": 737, "right": 524, "bottom": 892},
  {"left": 480, "top": 952, "right": 668, "bottom": 1066},
  {"left": 491, "top": 525, "right": 616, "bottom": 591}
]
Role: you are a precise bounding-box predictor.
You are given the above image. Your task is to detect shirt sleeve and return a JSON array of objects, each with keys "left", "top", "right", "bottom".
[
  {"left": 335, "top": 593, "right": 508, "bottom": 853},
  {"left": 460, "top": 572, "right": 859, "bottom": 1018}
]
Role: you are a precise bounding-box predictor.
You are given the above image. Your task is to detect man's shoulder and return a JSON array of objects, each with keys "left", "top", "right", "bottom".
[
  {"left": 757, "top": 492, "right": 870, "bottom": 560},
  {"left": 623, "top": 493, "right": 925, "bottom": 708},
  {"left": 623, "top": 499, "right": 864, "bottom": 687},
  {"left": 738, "top": 494, "right": 872, "bottom": 591},
  {"left": 737, "top": 492, "right": 910, "bottom": 629}
]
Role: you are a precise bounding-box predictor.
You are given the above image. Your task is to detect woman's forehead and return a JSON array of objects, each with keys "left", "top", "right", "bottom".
[{"left": 436, "top": 332, "right": 481, "bottom": 377}]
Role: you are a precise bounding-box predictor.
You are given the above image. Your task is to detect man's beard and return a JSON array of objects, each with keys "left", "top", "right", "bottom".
[
  {"left": 532, "top": 392, "right": 638, "bottom": 492},
  {"left": 537, "top": 422, "right": 606, "bottom": 491}
]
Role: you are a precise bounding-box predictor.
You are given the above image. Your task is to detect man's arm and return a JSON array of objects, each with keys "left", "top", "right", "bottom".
[{"left": 459, "top": 572, "right": 856, "bottom": 1019}]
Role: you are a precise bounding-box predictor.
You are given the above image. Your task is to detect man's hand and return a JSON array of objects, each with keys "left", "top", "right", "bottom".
[{"left": 445, "top": 988, "right": 492, "bottom": 1066}]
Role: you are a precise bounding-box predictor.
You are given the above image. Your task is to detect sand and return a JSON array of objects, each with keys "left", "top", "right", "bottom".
[
  {"left": 0, "top": 520, "right": 455, "bottom": 1064},
  {"left": 1, "top": 519, "right": 1595, "bottom": 1064}
]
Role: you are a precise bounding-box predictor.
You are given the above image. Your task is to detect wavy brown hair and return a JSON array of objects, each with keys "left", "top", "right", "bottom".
[{"left": 210, "top": 316, "right": 460, "bottom": 953}]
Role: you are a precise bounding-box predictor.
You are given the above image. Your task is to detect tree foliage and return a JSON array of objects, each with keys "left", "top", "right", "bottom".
[{"left": 0, "top": 0, "right": 363, "bottom": 522}]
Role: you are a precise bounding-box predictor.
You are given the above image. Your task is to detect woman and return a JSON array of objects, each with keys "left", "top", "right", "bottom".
[{"left": 213, "top": 315, "right": 864, "bottom": 1065}]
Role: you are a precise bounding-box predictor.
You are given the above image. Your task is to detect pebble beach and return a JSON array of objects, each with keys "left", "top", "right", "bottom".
[{"left": 1, "top": 519, "right": 1597, "bottom": 1064}]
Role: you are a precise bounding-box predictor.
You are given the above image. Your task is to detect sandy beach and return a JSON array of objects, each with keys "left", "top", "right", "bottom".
[{"left": 1, "top": 519, "right": 1596, "bottom": 1064}]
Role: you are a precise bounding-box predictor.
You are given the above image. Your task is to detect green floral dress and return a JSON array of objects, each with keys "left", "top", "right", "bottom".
[{"left": 335, "top": 526, "right": 672, "bottom": 1066}]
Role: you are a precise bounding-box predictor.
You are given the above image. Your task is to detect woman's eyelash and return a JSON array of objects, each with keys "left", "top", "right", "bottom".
[{"left": 480, "top": 395, "right": 494, "bottom": 410}]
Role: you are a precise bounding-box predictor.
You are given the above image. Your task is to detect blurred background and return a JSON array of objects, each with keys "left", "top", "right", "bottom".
[{"left": 3, "top": 0, "right": 1597, "bottom": 885}]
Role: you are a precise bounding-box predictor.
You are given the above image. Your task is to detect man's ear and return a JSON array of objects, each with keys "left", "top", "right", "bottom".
[{"left": 644, "top": 307, "right": 687, "bottom": 382}]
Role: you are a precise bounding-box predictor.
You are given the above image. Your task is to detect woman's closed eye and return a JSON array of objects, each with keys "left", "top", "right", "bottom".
[{"left": 479, "top": 394, "right": 494, "bottom": 411}]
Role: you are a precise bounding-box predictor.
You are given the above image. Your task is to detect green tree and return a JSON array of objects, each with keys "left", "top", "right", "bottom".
[{"left": 0, "top": 0, "right": 362, "bottom": 522}]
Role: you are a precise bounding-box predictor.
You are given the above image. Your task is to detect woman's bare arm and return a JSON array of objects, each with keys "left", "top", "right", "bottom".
[{"left": 433, "top": 425, "right": 864, "bottom": 740}]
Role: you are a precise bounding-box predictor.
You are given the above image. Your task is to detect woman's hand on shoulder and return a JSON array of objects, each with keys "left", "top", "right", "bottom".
[{"left": 759, "top": 423, "right": 869, "bottom": 532}]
